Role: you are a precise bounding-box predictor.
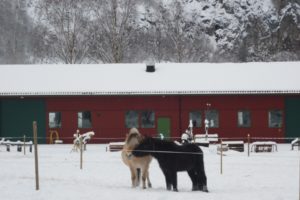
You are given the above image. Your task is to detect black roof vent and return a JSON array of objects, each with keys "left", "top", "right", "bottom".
[{"left": 146, "top": 64, "right": 155, "bottom": 73}]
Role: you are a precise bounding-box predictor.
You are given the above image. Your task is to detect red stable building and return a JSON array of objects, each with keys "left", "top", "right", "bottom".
[
  {"left": 46, "top": 95, "right": 287, "bottom": 142},
  {"left": 0, "top": 62, "right": 300, "bottom": 143}
]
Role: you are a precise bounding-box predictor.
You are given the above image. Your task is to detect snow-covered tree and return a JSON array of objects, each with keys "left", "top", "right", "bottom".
[
  {"left": 0, "top": 0, "right": 33, "bottom": 64},
  {"left": 90, "top": 0, "right": 138, "bottom": 63},
  {"left": 35, "top": 0, "right": 92, "bottom": 64},
  {"left": 140, "top": 1, "right": 214, "bottom": 63},
  {"left": 1, "top": 0, "right": 299, "bottom": 64}
]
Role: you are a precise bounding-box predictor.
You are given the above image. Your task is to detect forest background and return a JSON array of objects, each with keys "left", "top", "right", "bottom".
[{"left": 0, "top": 0, "right": 299, "bottom": 64}]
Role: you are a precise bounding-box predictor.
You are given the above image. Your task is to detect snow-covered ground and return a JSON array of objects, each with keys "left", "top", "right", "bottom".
[{"left": 0, "top": 144, "right": 299, "bottom": 200}]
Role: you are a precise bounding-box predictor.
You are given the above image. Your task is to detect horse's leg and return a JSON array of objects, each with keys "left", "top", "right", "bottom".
[
  {"left": 162, "top": 170, "right": 172, "bottom": 190},
  {"left": 136, "top": 168, "right": 141, "bottom": 187},
  {"left": 129, "top": 166, "right": 137, "bottom": 187},
  {"left": 197, "top": 158, "right": 208, "bottom": 192},
  {"left": 199, "top": 172, "right": 208, "bottom": 192},
  {"left": 138, "top": 166, "right": 146, "bottom": 189},
  {"left": 146, "top": 170, "right": 152, "bottom": 188},
  {"left": 142, "top": 165, "right": 152, "bottom": 189},
  {"left": 188, "top": 170, "right": 198, "bottom": 191},
  {"left": 141, "top": 168, "right": 147, "bottom": 189},
  {"left": 145, "top": 162, "right": 152, "bottom": 188},
  {"left": 171, "top": 171, "right": 178, "bottom": 192}
]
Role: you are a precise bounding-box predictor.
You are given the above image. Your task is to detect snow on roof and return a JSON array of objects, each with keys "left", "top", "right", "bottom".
[{"left": 0, "top": 62, "right": 300, "bottom": 96}]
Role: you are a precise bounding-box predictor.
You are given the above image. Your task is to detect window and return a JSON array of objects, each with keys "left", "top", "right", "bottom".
[
  {"left": 78, "top": 111, "right": 92, "bottom": 128},
  {"left": 237, "top": 110, "right": 251, "bottom": 127},
  {"left": 205, "top": 110, "right": 219, "bottom": 128},
  {"left": 125, "top": 110, "right": 156, "bottom": 128},
  {"left": 49, "top": 112, "right": 61, "bottom": 128},
  {"left": 268, "top": 110, "right": 283, "bottom": 128},
  {"left": 125, "top": 111, "right": 139, "bottom": 128},
  {"left": 189, "top": 111, "right": 202, "bottom": 127},
  {"left": 141, "top": 111, "right": 155, "bottom": 128}
]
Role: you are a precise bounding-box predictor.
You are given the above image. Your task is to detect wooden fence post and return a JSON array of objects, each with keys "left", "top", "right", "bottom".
[
  {"left": 23, "top": 135, "right": 26, "bottom": 156},
  {"left": 220, "top": 139, "right": 223, "bottom": 175},
  {"left": 33, "top": 121, "right": 39, "bottom": 190},
  {"left": 247, "top": 134, "right": 250, "bottom": 157},
  {"left": 80, "top": 137, "right": 83, "bottom": 170}
]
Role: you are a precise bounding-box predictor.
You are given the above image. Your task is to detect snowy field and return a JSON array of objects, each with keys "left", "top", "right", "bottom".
[{"left": 0, "top": 144, "right": 299, "bottom": 200}]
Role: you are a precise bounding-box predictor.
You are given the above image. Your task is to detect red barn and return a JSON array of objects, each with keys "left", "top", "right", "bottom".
[{"left": 0, "top": 62, "right": 299, "bottom": 143}]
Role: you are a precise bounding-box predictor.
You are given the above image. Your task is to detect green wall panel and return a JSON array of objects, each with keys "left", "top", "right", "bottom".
[
  {"left": 285, "top": 97, "right": 300, "bottom": 138},
  {"left": 0, "top": 100, "right": 2, "bottom": 138},
  {"left": 0, "top": 99, "right": 46, "bottom": 143}
]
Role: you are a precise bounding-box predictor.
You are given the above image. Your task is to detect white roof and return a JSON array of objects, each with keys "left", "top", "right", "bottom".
[{"left": 0, "top": 62, "right": 300, "bottom": 96}]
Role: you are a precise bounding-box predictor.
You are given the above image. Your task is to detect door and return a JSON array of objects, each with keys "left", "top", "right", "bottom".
[
  {"left": 0, "top": 99, "right": 46, "bottom": 143},
  {"left": 285, "top": 98, "right": 300, "bottom": 138},
  {"left": 157, "top": 117, "right": 171, "bottom": 139}
]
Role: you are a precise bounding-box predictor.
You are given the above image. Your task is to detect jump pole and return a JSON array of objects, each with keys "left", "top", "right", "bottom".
[{"left": 33, "top": 121, "right": 40, "bottom": 190}]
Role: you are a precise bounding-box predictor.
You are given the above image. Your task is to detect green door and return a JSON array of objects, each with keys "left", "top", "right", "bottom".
[
  {"left": 0, "top": 99, "right": 46, "bottom": 143},
  {"left": 285, "top": 98, "right": 300, "bottom": 138},
  {"left": 157, "top": 117, "right": 171, "bottom": 139}
]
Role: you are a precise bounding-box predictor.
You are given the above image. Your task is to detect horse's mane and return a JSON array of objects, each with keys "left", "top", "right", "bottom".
[
  {"left": 145, "top": 137, "right": 175, "bottom": 146},
  {"left": 144, "top": 137, "right": 202, "bottom": 153}
]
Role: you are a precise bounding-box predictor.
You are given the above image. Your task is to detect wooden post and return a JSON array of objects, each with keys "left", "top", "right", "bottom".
[
  {"left": 33, "top": 121, "right": 39, "bottom": 190},
  {"left": 80, "top": 137, "right": 83, "bottom": 170},
  {"left": 220, "top": 139, "right": 223, "bottom": 175},
  {"left": 247, "top": 134, "right": 250, "bottom": 157},
  {"left": 23, "top": 135, "right": 26, "bottom": 155}
]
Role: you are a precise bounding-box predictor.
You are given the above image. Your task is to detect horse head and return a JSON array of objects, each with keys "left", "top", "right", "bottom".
[
  {"left": 125, "top": 128, "right": 142, "bottom": 146},
  {"left": 132, "top": 136, "right": 155, "bottom": 157}
]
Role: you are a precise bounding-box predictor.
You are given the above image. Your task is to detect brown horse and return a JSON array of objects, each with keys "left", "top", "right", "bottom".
[{"left": 121, "top": 128, "right": 152, "bottom": 189}]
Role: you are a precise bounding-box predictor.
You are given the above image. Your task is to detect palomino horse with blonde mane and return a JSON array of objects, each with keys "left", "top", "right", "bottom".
[{"left": 121, "top": 128, "right": 152, "bottom": 189}]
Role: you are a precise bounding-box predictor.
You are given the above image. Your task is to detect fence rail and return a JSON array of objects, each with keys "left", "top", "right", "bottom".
[{"left": 1, "top": 136, "right": 299, "bottom": 142}]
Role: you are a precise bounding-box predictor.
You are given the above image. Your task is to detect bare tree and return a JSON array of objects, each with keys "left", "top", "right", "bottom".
[
  {"left": 90, "top": 0, "right": 137, "bottom": 63},
  {"left": 36, "top": 0, "right": 92, "bottom": 64}
]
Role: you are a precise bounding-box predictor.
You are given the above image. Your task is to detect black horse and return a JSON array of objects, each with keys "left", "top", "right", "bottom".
[{"left": 132, "top": 137, "right": 208, "bottom": 192}]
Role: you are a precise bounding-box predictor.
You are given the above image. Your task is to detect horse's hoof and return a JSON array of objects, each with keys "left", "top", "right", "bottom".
[
  {"left": 148, "top": 184, "right": 152, "bottom": 188},
  {"left": 202, "top": 186, "right": 209, "bottom": 192},
  {"left": 192, "top": 185, "right": 200, "bottom": 191},
  {"left": 173, "top": 188, "right": 178, "bottom": 192}
]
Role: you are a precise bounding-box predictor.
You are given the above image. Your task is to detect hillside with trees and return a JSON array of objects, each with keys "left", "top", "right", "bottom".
[{"left": 0, "top": 0, "right": 299, "bottom": 64}]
